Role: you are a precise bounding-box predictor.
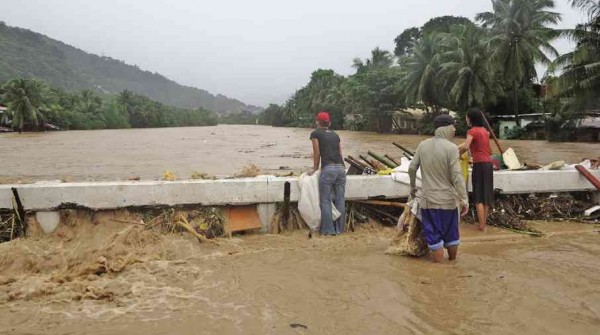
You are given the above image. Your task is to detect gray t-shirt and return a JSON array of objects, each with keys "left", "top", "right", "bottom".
[
  {"left": 310, "top": 128, "right": 344, "bottom": 168},
  {"left": 408, "top": 126, "right": 468, "bottom": 209}
]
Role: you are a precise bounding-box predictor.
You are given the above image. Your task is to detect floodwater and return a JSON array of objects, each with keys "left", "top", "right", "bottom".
[
  {"left": 0, "top": 125, "right": 598, "bottom": 182},
  {"left": 0, "top": 215, "right": 598, "bottom": 335},
  {"left": 1, "top": 125, "right": 599, "bottom": 334}
]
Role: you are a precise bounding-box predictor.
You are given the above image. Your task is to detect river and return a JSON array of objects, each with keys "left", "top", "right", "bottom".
[
  {"left": 0, "top": 125, "right": 598, "bottom": 183},
  {"left": 0, "top": 125, "right": 599, "bottom": 334}
]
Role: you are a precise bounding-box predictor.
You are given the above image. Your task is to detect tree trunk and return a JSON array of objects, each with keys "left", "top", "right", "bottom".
[{"left": 513, "top": 80, "right": 520, "bottom": 127}]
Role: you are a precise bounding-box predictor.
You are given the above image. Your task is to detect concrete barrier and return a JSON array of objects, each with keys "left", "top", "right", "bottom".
[{"left": 0, "top": 169, "right": 598, "bottom": 211}]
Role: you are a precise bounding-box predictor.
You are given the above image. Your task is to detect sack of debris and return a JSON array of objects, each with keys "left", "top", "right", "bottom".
[
  {"left": 385, "top": 200, "right": 428, "bottom": 257},
  {"left": 297, "top": 171, "right": 341, "bottom": 232}
]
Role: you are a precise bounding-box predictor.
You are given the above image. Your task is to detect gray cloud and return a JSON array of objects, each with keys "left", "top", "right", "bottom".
[{"left": 0, "top": 0, "right": 587, "bottom": 106}]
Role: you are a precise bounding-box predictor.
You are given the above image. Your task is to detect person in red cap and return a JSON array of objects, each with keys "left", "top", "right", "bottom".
[{"left": 309, "top": 111, "right": 346, "bottom": 235}]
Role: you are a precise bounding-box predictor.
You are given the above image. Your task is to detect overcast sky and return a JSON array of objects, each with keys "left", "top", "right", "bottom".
[{"left": 0, "top": 0, "right": 588, "bottom": 107}]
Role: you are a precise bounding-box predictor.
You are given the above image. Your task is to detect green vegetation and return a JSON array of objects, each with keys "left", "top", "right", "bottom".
[
  {"left": 546, "top": 0, "right": 600, "bottom": 140},
  {"left": 1, "top": 0, "right": 597, "bottom": 138},
  {"left": 1, "top": 79, "right": 51, "bottom": 131},
  {"left": 0, "top": 21, "right": 260, "bottom": 114},
  {"left": 261, "top": 0, "right": 599, "bottom": 138},
  {"left": 1, "top": 79, "right": 217, "bottom": 131}
]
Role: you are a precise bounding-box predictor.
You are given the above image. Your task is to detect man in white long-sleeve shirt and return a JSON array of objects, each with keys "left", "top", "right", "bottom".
[{"left": 408, "top": 114, "right": 469, "bottom": 263}]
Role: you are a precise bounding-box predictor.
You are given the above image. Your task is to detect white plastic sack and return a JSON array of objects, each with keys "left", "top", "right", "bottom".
[
  {"left": 297, "top": 171, "right": 341, "bottom": 231},
  {"left": 391, "top": 157, "right": 422, "bottom": 187}
]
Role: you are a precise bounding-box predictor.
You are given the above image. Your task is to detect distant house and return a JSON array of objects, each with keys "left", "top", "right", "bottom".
[
  {"left": 343, "top": 113, "right": 365, "bottom": 131},
  {"left": 572, "top": 116, "right": 600, "bottom": 142},
  {"left": 0, "top": 105, "right": 12, "bottom": 132},
  {"left": 0, "top": 105, "right": 8, "bottom": 124},
  {"left": 392, "top": 108, "right": 457, "bottom": 134},
  {"left": 492, "top": 113, "right": 547, "bottom": 139}
]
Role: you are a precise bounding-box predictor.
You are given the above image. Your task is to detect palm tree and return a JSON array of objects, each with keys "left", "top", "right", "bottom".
[
  {"left": 75, "top": 89, "right": 102, "bottom": 116},
  {"left": 476, "top": 0, "right": 561, "bottom": 126},
  {"left": 352, "top": 47, "right": 394, "bottom": 74},
  {"left": 1, "top": 79, "right": 48, "bottom": 132},
  {"left": 569, "top": 0, "right": 600, "bottom": 20},
  {"left": 402, "top": 34, "right": 446, "bottom": 111},
  {"left": 550, "top": 0, "right": 600, "bottom": 109},
  {"left": 439, "top": 24, "right": 501, "bottom": 110}
]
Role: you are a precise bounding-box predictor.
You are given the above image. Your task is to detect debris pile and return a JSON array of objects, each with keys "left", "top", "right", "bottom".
[
  {"left": 0, "top": 210, "right": 22, "bottom": 243},
  {"left": 235, "top": 164, "right": 261, "bottom": 178},
  {"left": 485, "top": 193, "right": 590, "bottom": 233},
  {"left": 385, "top": 204, "right": 428, "bottom": 257},
  {"left": 142, "top": 207, "right": 225, "bottom": 242},
  {"left": 348, "top": 201, "right": 403, "bottom": 228},
  {"left": 269, "top": 204, "right": 306, "bottom": 234}
]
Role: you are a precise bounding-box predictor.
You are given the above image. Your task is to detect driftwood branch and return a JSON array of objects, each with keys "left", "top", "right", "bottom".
[{"left": 175, "top": 216, "right": 220, "bottom": 245}]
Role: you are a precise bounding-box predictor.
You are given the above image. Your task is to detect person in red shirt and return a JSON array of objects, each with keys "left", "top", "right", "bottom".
[{"left": 459, "top": 108, "right": 493, "bottom": 231}]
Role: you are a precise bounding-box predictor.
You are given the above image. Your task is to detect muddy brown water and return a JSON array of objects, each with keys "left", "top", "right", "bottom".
[
  {"left": 0, "top": 125, "right": 598, "bottom": 182},
  {"left": 0, "top": 218, "right": 599, "bottom": 335},
  {"left": 0, "top": 125, "right": 599, "bottom": 334}
]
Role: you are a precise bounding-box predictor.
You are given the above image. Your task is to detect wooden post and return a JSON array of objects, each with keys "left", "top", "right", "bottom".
[{"left": 11, "top": 188, "right": 26, "bottom": 237}]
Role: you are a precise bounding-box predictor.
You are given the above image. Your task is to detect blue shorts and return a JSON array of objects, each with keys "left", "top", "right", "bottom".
[{"left": 421, "top": 208, "right": 460, "bottom": 251}]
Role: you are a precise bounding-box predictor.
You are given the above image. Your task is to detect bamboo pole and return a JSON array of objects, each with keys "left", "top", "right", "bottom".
[
  {"left": 368, "top": 151, "right": 397, "bottom": 168},
  {"left": 393, "top": 142, "right": 415, "bottom": 157},
  {"left": 345, "top": 157, "right": 366, "bottom": 170},
  {"left": 384, "top": 154, "right": 400, "bottom": 166},
  {"left": 359, "top": 155, "right": 380, "bottom": 170},
  {"left": 347, "top": 156, "right": 368, "bottom": 169}
]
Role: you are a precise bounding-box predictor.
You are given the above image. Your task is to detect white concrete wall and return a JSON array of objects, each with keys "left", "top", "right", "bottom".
[{"left": 0, "top": 169, "right": 598, "bottom": 211}]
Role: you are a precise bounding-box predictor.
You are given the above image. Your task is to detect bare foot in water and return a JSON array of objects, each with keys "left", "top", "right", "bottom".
[{"left": 478, "top": 225, "right": 486, "bottom": 232}]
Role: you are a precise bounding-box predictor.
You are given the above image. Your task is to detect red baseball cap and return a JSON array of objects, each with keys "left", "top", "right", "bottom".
[{"left": 316, "top": 111, "right": 330, "bottom": 123}]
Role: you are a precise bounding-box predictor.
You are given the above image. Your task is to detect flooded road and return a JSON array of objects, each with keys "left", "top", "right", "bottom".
[
  {"left": 0, "top": 217, "right": 598, "bottom": 335},
  {"left": 1, "top": 125, "right": 598, "bottom": 182}
]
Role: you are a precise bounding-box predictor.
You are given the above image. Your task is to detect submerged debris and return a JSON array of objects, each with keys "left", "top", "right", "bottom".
[
  {"left": 235, "top": 164, "right": 261, "bottom": 178},
  {"left": 162, "top": 170, "right": 176, "bottom": 181},
  {"left": 269, "top": 203, "right": 306, "bottom": 234},
  {"left": 143, "top": 207, "right": 225, "bottom": 241},
  {"left": 190, "top": 171, "right": 216, "bottom": 180}
]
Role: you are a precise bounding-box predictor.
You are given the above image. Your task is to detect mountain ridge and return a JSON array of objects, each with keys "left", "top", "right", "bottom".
[{"left": 0, "top": 21, "right": 262, "bottom": 113}]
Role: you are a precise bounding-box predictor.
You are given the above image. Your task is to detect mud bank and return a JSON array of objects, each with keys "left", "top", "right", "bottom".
[{"left": 0, "top": 213, "right": 598, "bottom": 335}]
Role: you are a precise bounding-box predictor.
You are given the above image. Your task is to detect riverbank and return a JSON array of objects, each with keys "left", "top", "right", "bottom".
[{"left": 0, "top": 219, "right": 598, "bottom": 335}]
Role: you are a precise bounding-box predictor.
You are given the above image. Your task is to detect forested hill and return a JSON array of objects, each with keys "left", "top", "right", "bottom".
[{"left": 0, "top": 21, "right": 261, "bottom": 113}]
